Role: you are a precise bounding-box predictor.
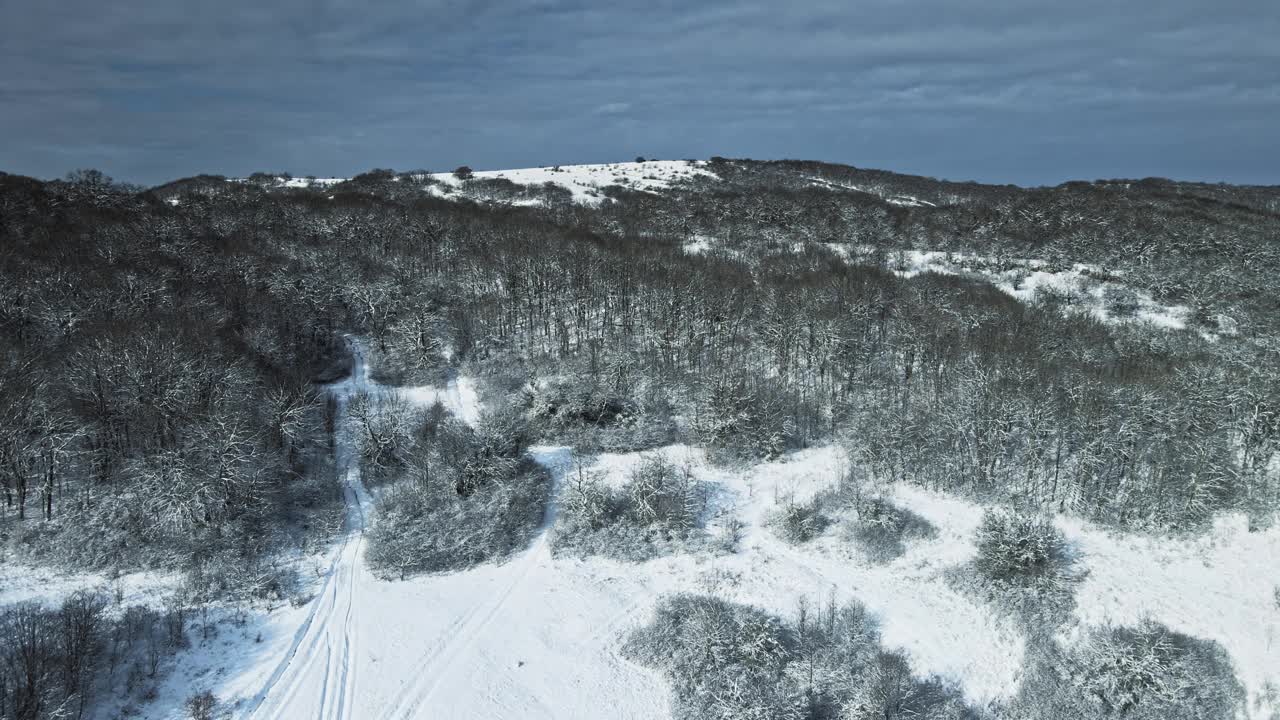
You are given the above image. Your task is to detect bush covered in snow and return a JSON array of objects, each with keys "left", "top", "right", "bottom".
[
  {"left": 624, "top": 593, "right": 973, "bottom": 720},
  {"left": 960, "top": 509, "right": 1078, "bottom": 626},
  {"left": 551, "top": 454, "right": 706, "bottom": 561},
  {"left": 1011, "top": 621, "right": 1245, "bottom": 720},
  {"left": 974, "top": 510, "right": 1068, "bottom": 586},
  {"left": 766, "top": 480, "right": 935, "bottom": 557},
  {"left": 844, "top": 493, "right": 937, "bottom": 562},
  {"left": 768, "top": 497, "right": 832, "bottom": 545},
  {"left": 365, "top": 411, "right": 549, "bottom": 577},
  {"left": 521, "top": 371, "right": 675, "bottom": 453}
]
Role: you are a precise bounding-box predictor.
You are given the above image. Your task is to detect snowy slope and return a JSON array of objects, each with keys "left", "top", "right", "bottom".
[
  {"left": 237, "top": 161, "right": 718, "bottom": 206},
  {"left": 428, "top": 160, "right": 717, "bottom": 205},
  {"left": 809, "top": 176, "right": 938, "bottom": 207},
  {"left": 885, "top": 249, "right": 1193, "bottom": 329},
  {"left": 805, "top": 245, "right": 1194, "bottom": 332}
]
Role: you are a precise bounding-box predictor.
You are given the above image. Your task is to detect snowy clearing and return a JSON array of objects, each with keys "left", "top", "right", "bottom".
[
  {"left": 5, "top": 348, "right": 1276, "bottom": 718},
  {"left": 429, "top": 160, "right": 718, "bottom": 205},
  {"left": 812, "top": 245, "right": 1195, "bottom": 331},
  {"left": 217, "top": 443, "right": 1278, "bottom": 717},
  {"left": 885, "top": 249, "right": 1193, "bottom": 329}
]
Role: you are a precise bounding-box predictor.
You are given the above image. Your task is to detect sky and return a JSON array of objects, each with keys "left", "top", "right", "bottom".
[{"left": 1, "top": 0, "right": 1277, "bottom": 187}]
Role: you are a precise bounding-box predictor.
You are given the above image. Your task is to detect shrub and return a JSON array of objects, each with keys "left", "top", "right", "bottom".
[
  {"left": 1013, "top": 621, "right": 1245, "bottom": 720},
  {"left": 625, "top": 593, "right": 973, "bottom": 720},
  {"left": 550, "top": 454, "right": 706, "bottom": 561},
  {"left": 365, "top": 412, "right": 550, "bottom": 577},
  {"left": 973, "top": 510, "right": 1068, "bottom": 586},
  {"left": 624, "top": 594, "right": 802, "bottom": 720},
  {"left": 845, "top": 493, "right": 937, "bottom": 562},
  {"left": 769, "top": 498, "right": 831, "bottom": 544},
  {"left": 627, "top": 454, "right": 702, "bottom": 529},
  {"left": 559, "top": 463, "right": 620, "bottom": 532},
  {"left": 453, "top": 165, "right": 474, "bottom": 180},
  {"left": 522, "top": 371, "right": 675, "bottom": 453},
  {"left": 186, "top": 690, "right": 218, "bottom": 720},
  {"left": 366, "top": 457, "right": 549, "bottom": 576},
  {"left": 961, "top": 510, "right": 1078, "bottom": 627}
]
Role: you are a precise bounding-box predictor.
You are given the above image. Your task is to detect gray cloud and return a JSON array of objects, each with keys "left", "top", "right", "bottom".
[{"left": 1, "top": 0, "right": 1276, "bottom": 185}]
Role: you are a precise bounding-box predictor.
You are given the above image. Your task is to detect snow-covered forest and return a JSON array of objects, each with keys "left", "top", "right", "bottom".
[{"left": 1, "top": 159, "right": 1278, "bottom": 719}]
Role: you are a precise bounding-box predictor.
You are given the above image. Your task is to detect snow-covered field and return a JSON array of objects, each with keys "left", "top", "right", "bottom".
[
  {"left": 428, "top": 160, "right": 717, "bottom": 205},
  {"left": 4, "top": 347, "right": 1277, "bottom": 718},
  {"left": 239, "top": 161, "right": 718, "bottom": 207}
]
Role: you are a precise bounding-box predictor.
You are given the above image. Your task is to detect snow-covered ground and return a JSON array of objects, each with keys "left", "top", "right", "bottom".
[
  {"left": 1062, "top": 513, "right": 1280, "bottom": 717},
  {"left": 399, "top": 373, "right": 481, "bottom": 427},
  {"left": 237, "top": 161, "right": 717, "bottom": 206},
  {"left": 428, "top": 160, "right": 717, "bottom": 205},
  {"left": 241, "top": 338, "right": 378, "bottom": 720},
  {"left": 805, "top": 245, "right": 1195, "bottom": 332},
  {"left": 884, "top": 249, "right": 1193, "bottom": 329},
  {"left": 5, "top": 346, "right": 1277, "bottom": 718},
  {"left": 685, "top": 238, "right": 1199, "bottom": 333},
  {"left": 809, "top": 176, "right": 938, "bottom": 207},
  {"left": 223, "top": 440, "right": 1277, "bottom": 718},
  {"left": 281, "top": 177, "right": 346, "bottom": 189}
]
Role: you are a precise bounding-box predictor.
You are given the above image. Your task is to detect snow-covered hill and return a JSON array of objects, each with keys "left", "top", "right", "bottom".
[
  {"left": 428, "top": 160, "right": 717, "bottom": 205},
  {"left": 241, "top": 161, "right": 718, "bottom": 207}
]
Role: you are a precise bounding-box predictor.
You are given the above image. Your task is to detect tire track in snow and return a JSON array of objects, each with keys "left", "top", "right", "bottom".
[
  {"left": 383, "top": 448, "right": 566, "bottom": 719},
  {"left": 245, "top": 338, "right": 369, "bottom": 720}
]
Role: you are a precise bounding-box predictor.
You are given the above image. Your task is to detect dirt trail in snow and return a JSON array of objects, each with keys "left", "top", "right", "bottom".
[
  {"left": 245, "top": 338, "right": 375, "bottom": 720},
  {"left": 237, "top": 345, "right": 664, "bottom": 720},
  {"left": 382, "top": 447, "right": 568, "bottom": 719}
]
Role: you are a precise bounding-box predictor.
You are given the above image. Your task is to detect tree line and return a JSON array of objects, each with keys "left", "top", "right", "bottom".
[{"left": 1, "top": 158, "right": 1277, "bottom": 588}]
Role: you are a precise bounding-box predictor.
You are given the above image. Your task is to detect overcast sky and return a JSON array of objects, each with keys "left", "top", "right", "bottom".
[{"left": 2, "top": 0, "right": 1276, "bottom": 187}]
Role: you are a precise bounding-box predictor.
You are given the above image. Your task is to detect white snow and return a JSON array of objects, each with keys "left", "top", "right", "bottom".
[
  {"left": 230, "top": 162, "right": 718, "bottom": 206},
  {"left": 0, "top": 564, "right": 180, "bottom": 608},
  {"left": 809, "top": 177, "right": 938, "bottom": 207},
  {"left": 429, "top": 161, "right": 718, "bottom": 206},
  {"left": 398, "top": 373, "right": 482, "bottom": 426},
  {"left": 6, "top": 343, "right": 1278, "bottom": 718},
  {"left": 1061, "top": 513, "right": 1280, "bottom": 718},
  {"left": 882, "top": 248, "right": 1192, "bottom": 330},
  {"left": 281, "top": 177, "right": 345, "bottom": 188},
  {"left": 682, "top": 234, "right": 715, "bottom": 255}
]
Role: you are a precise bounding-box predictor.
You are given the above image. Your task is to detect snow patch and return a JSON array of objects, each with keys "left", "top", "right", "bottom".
[
  {"left": 1060, "top": 513, "right": 1280, "bottom": 718},
  {"left": 809, "top": 177, "right": 937, "bottom": 207},
  {"left": 882, "top": 248, "right": 1192, "bottom": 330},
  {"left": 682, "top": 234, "right": 714, "bottom": 255},
  {"left": 431, "top": 160, "right": 718, "bottom": 206}
]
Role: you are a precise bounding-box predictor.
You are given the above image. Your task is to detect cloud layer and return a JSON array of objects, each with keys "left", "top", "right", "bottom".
[{"left": 2, "top": 0, "right": 1277, "bottom": 186}]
